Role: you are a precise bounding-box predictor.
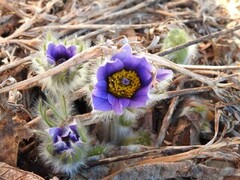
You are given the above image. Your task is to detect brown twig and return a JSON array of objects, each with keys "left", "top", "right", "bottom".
[
  {"left": 166, "top": 0, "right": 193, "bottom": 8},
  {"left": 87, "top": 145, "right": 201, "bottom": 167},
  {"left": 0, "top": 15, "right": 38, "bottom": 43},
  {"left": 139, "top": 138, "right": 240, "bottom": 165},
  {"left": 92, "top": 0, "right": 157, "bottom": 23},
  {"left": 104, "top": 152, "right": 240, "bottom": 179},
  {"left": 205, "top": 104, "right": 222, "bottom": 145},
  {"left": 146, "top": 53, "right": 216, "bottom": 86},
  {"left": 103, "top": 139, "right": 240, "bottom": 179},
  {"left": 0, "top": 57, "right": 32, "bottom": 75},
  {"left": 0, "top": 0, "right": 26, "bottom": 19},
  {"left": 67, "top": 0, "right": 158, "bottom": 38},
  {"left": 32, "top": 23, "right": 160, "bottom": 31},
  {"left": 180, "top": 64, "right": 240, "bottom": 71},
  {"left": 155, "top": 83, "right": 182, "bottom": 147}
]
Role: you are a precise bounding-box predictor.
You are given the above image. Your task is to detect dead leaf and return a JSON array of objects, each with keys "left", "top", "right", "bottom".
[
  {"left": 0, "top": 161, "right": 44, "bottom": 180},
  {"left": 0, "top": 113, "right": 32, "bottom": 166},
  {"left": 104, "top": 160, "right": 240, "bottom": 180}
]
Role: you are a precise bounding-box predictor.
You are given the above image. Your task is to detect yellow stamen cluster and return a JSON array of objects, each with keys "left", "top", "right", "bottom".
[{"left": 108, "top": 69, "right": 141, "bottom": 98}]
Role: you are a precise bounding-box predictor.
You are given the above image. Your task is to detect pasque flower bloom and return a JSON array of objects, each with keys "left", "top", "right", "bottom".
[
  {"left": 32, "top": 42, "right": 81, "bottom": 94},
  {"left": 40, "top": 122, "right": 88, "bottom": 175},
  {"left": 46, "top": 43, "right": 76, "bottom": 65},
  {"left": 48, "top": 124, "right": 83, "bottom": 154},
  {"left": 92, "top": 44, "right": 154, "bottom": 115}
]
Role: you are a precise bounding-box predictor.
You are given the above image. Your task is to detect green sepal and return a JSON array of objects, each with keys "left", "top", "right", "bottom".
[
  {"left": 46, "top": 143, "right": 54, "bottom": 155},
  {"left": 118, "top": 115, "right": 134, "bottom": 127},
  {"left": 38, "top": 99, "right": 56, "bottom": 127},
  {"left": 135, "top": 131, "right": 151, "bottom": 146},
  {"left": 72, "top": 144, "right": 86, "bottom": 163},
  {"left": 193, "top": 105, "right": 206, "bottom": 113},
  {"left": 162, "top": 28, "right": 189, "bottom": 64},
  {"left": 51, "top": 69, "right": 77, "bottom": 87},
  {"left": 77, "top": 126, "right": 88, "bottom": 143},
  {"left": 44, "top": 94, "right": 69, "bottom": 123},
  {"left": 121, "top": 131, "right": 151, "bottom": 146},
  {"left": 88, "top": 145, "right": 106, "bottom": 156}
]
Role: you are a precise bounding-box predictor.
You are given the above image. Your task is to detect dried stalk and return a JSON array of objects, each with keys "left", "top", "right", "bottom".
[
  {"left": 88, "top": 0, "right": 158, "bottom": 24},
  {"left": 139, "top": 138, "right": 240, "bottom": 164},
  {"left": 104, "top": 138, "right": 240, "bottom": 179},
  {"left": 87, "top": 145, "right": 202, "bottom": 167},
  {"left": 146, "top": 54, "right": 216, "bottom": 86},
  {"left": 180, "top": 64, "right": 240, "bottom": 70},
  {"left": 32, "top": 23, "right": 160, "bottom": 31},
  {"left": 155, "top": 83, "right": 182, "bottom": 147},
  {"left": 0, "top": 57, "right": 31, "bottom": 74}
]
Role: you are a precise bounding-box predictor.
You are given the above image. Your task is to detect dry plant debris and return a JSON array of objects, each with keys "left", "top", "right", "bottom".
[{"left": 0, "top": 0, "right": 240, "bottom": 179}]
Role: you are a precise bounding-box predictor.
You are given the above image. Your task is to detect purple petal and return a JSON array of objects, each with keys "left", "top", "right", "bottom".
[
  {"left": 92, "top": 89, "right": 108, "bottom": 99},
  {"left": 105, "top": 59, "right": 124, "bottom": 77},
  {"left": 67, "top": 46, "right": 76, "bottom": 55},
  {"left": 119, "top": 98, "right": 130, "bottom": 107},
  {"left": 96, "top": 66, "right": 107, "bottom": 81},
  {"left": 46, "top": 43, "right": 56, "bottom": 65},
  {"left": 121, "top": 55, "right": 141, "bottom": 70},
  {"left": 48, "top": 127, "right": 63, "bottom": 143},
  {"left": 54, "top": 137, "right": 69, "bottom": 153},
  {"left": 53, "top": 44, "right": 68, "bottom": 59},
  {"left": 92, "top": 95, "right": 112, "bottom": 111},
  {"left": 92, "top": 80, "right": 108, "bottom": 99},
  {"left": 68, "top": 124, "right": 78, "bottom": 135},
  {"left": 97, "top": 59, "right": 124, "bottom": 81},
  {"left": 137, "top": 69, "right": 152, "bottom": 87},
  {"left": 46, "top": 43, "right": 55, "bottom": 57},
  {"left": 129, "top": 86, "right": 150, "bottom": 108},
  {"left": 47, "top": 57, "right": 56, "bottom": 65},
  {"left": 156, "top": 69, "right": 173, "bottom": 81},
  {"left": 69, "top": 133, "right": 78, "bottom": 142},
  {"left": 135, "top": 59, "right": 153, "bottom": 87},
  {"left": 67, "top": 46, "right": 77, "bottom": 58},
  {"left": 134, "top": 85, "right": 151, "bottom": 97},
  {"left": 61, "top": 127, "right": 71, "bottom": 138},
  {"left": 111, "top": 44, "right": 132, "bottom": 61},
  {"left": 68, "top": 125, "right": 79, "bottom": 142},
  {"left": 46, "top": 43, "right": 76, "bottom": 65},
  {"left": 135, "top": 57, "right": 153, "bottom": 74},
  {"left": 108, "top": 94, "right": 124, "bottom": 115},
  {"left": 129, "top": 97, "right": 148, "bottom": 108}
]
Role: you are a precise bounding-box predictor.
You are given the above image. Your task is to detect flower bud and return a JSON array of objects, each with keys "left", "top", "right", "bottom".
[
  {"left": 39, "top": 123, "right": 89, "bottom": 175},
  {"left": 162, "top": 28, "right": 196, "bottom": 64},
  {"left": 36, "top": 94, "right": 89, "bottom": 175},
  {"left": 32, "top": 31, "right": 87, "bottom": 94}
]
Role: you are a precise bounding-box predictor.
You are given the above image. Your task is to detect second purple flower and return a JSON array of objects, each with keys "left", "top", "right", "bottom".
[{"left": 46, "top": 43, "right": 76, "bottom": 66}]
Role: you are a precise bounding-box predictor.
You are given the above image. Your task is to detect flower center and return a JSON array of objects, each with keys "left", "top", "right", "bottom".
[
  {"left": 108, "top": 69, "right": 141, "bottom": 98},
  {"left": 121, "top": 77, "right": 130, "bottom": 85},
  {"left": 54, "top": 56, "right": 69, "bottom": 65}
]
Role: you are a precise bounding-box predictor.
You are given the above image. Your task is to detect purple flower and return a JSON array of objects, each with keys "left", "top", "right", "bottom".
[
  {"left": 92, "top": 44, "right": 154, "bottom": 115},
  {"left": 156, "top": 69, "right": 173, "bottom": 81},
  {"left": 47, "top": 124, "right": 83, "bottom": 154},
  {"left": 46, "top": 43, "right": 76, "bottom": 65}
]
